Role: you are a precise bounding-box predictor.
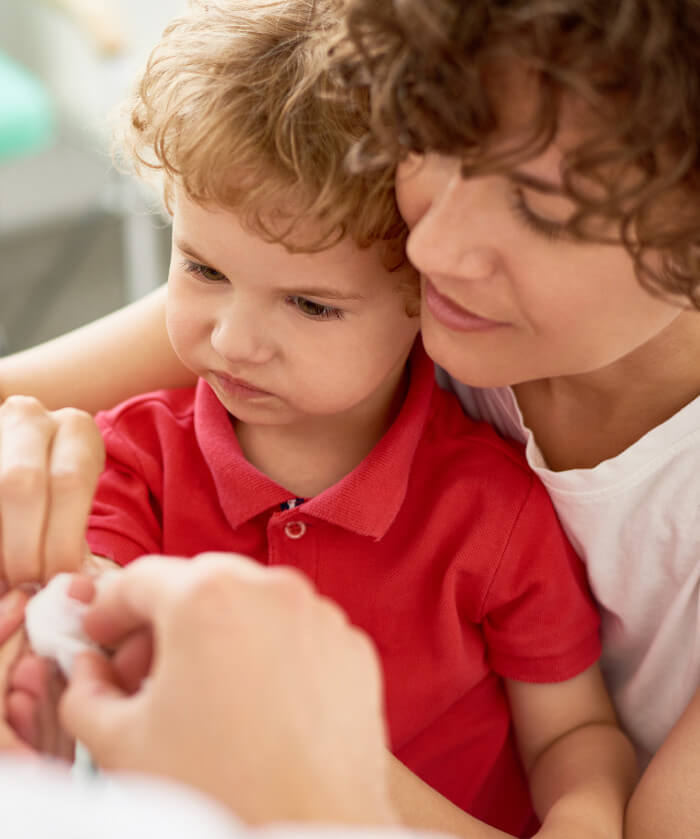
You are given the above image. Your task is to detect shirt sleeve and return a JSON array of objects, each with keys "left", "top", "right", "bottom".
[
  {"left": 0, "top": 759, "right": 242, "bottom": 839},
  {"left": 87, "top": 412, "right": 165, "bottom": 566},
  {"left": 481, "top": 473, "right": 601, "bottom": 683}
]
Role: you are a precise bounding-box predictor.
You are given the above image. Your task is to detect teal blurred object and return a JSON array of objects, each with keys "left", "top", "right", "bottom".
[{"left": 0, "top": 50, "right": 54, "bottom": 162}]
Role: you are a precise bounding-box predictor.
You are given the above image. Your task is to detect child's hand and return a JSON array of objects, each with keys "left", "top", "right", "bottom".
[
  {"left": 3, "top": 571, "right": 108, "bottom": 758},
  {"left": 0, "top": 396, "right": 105, "bottom": 587},
  {"left": 5, "top": 641, "right": 74, "bottom": 759},
  {"left": 0, "top": 588, "right": 33, "bottom": 753}
]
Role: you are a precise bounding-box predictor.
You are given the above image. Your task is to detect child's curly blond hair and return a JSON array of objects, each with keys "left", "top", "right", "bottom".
[{"left": 116, "top": 0, "right": 408, "bottom": 268}]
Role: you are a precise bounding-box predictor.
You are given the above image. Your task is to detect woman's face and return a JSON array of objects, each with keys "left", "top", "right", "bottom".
[{"left": 396, "top": 120, "right": 687, "bottom": 388}]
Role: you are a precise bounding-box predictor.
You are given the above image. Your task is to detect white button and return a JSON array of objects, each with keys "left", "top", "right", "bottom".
[{"left": 284, "top": 521, "right": 306, "bottom": 539}]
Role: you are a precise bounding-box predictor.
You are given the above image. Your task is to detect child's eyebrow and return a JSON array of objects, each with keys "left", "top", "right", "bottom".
[
  {"left": 175, "top": 238, "right": 366, "bottom": 301},
  {"left": 286, "top": 286, "right": 367, "bottom": 302},
  {"left": 175, "top": 239, "right": 212, "bottom": 263}
]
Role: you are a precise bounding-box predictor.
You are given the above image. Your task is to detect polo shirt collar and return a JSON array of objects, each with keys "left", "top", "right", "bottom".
[{"left": 195, "top": 338, "right": 435, "bottom": 539}]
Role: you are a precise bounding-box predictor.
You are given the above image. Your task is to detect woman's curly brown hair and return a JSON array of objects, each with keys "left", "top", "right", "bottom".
[{"left": 333, "top": 0, "right": 700, "bottom": 307}]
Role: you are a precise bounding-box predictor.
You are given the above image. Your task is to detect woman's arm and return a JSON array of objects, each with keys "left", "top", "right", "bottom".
[
  {"left": 624, "top": 686, "right": 700, "bottom": 839},
  {"left": 388, "top": 755, "right": 510, "bottom": 839},
  {"left": 0, "top": 284, "right": 194, "bottom": 413}
]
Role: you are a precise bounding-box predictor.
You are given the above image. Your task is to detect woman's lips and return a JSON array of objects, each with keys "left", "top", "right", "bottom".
[
  {"left": 212, "top": 373, "right": 273, "bottom": 399},
  {"left": 424, "top": 279, "right": 509, "bottom": 333}
]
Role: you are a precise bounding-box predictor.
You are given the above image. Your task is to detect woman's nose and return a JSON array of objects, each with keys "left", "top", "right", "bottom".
[{"left": 405, "top": 171, "right": 500, "bottom": 281}]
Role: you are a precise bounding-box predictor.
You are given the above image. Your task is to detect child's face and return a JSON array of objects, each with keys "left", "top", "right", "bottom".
[
  {"left": 395, "top": 93, "right": 690, "bottom": 388},
  {"left": 166, "top": 187, "right": 419, "bottom": 427}
]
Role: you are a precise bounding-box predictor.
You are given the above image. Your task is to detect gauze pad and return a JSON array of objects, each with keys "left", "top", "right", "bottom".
[{"left": 25, "top": 573, "right": 97, "bottom": 678}]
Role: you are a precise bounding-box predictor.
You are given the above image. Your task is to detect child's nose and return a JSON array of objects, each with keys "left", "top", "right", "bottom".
[{"left": 210, "top": 309, "right": 274, "bottom": 365}]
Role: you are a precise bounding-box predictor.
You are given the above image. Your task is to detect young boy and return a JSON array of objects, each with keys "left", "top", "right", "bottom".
[{"left": 4, "top": 1, "right": 636, "bottom": 837}]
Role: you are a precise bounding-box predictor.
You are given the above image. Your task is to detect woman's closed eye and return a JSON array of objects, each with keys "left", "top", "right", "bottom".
[
  {"left": 509, "top": 187, "right": 567, "bottom": 243},
  {"left": 287, "top": 296, "right": 344, "bottom": 320}
]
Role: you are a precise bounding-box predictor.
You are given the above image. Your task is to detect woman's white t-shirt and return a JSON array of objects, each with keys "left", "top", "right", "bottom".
[{"left": 438, "top": 368, "right": 700, "bottom": 766}]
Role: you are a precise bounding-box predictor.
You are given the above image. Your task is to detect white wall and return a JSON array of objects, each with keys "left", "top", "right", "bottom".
[{"left": 0, "top": 1, "right": 184, "bottom": 299}]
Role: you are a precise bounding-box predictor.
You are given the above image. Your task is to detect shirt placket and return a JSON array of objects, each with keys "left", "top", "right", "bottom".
[{"left": 267, "top": 509, "right": 318, "bottom": 582}]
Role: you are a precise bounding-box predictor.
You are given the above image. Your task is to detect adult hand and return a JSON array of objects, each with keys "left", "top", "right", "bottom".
[
  {"left": 0, "top": 396, "right": 105, "bottom": 587},
  {"left": 60, "top": 554, "right": 398, "bottom": 827}
]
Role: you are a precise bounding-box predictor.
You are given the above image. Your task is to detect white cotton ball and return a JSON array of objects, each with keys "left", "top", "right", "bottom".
[{"left": 24, "top": 572, "right": 97, "bottom": 678}]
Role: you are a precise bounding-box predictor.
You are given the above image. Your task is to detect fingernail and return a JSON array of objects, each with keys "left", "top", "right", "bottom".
[{"left": 67, "top": 576, "right": 96, "bottom": 604}]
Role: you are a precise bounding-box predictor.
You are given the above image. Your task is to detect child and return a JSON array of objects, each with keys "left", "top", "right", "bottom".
[{"left": 2, "top": 2, "right": 635, "bottom": 838}]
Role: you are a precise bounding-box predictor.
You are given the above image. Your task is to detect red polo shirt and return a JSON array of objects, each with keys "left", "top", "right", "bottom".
[{"left": 88, "top": 341, "right": 600, "bottom": 837}]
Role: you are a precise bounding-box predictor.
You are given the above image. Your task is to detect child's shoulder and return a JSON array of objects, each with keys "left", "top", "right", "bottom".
[
  {"left": 423, "top": 382, "right": 534, "bottom": 481},
  {"left": 407, "top": 340, "right": 532, "bottom": 482},
  {"left": 408, "top": 382, "right": 565, "bottom": 532},
  {"left": 95, "top": 385, "right": 199, "bottom": 439}
]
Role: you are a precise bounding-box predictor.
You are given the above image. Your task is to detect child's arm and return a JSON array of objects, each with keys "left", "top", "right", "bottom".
[
  {"left": 624, "top": 687, "right": 700, "bottom": 839},
  {"left": 0, "top": 284, "right": 194, "bottom": 413},
  {"left": 0, "top": 285, "right": 190, "bottom": 584},
  {"left": 507, "top": 663, "right": 638, "bottom": 839},
  {"left": 388, "top": 665, "right": 636, "bottom": 839}
]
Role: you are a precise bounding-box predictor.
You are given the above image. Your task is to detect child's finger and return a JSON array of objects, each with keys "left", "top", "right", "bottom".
[
  {"left": 42, "top": 409, "right": 105, "bottom": 582},
  {"left": 8, "top": 652, "right": 51, "bottom": 699},
  {"left": 0, "top": 624, "right": 30, "bottom": 751},
  {"left": 0, "top": 590, "right": 28, "bottom": 641},
  {"left": 5, "top": 652, "right": 51, "bottom": 752},
  {"left": 0, "top": 398, "right": 55, "bottom": 585},
  {"left": 5, "top": 690, "right": 40, "bottom": 749},
  {"left": 0, "top": 623, "right": 25, "bottom": 697}
]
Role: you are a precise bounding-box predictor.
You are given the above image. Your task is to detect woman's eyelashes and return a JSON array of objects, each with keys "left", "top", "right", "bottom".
[
  {"left": 509, "top": 187, "right": 567, "bottom": 242},
  {"left": 287, "top": 296, "right": 344, "bottom": 321}
]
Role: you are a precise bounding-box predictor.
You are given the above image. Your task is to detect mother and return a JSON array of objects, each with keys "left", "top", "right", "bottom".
[{"left": 0, "top": 2, "right": 698, "bottom": 838}]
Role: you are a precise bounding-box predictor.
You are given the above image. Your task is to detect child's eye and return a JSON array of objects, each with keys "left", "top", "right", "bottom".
[
  {"left": 182, "top": 259, "right": 227, "bottom": 283},
  {"left": 287, "top": 296, "right": 344, "bottom": 321},
  {"left": 509, "top": 187, "right": 566, "bottom": 243}
]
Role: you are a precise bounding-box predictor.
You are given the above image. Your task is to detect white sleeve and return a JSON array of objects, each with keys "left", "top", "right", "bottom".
[
  {"left": 0, "top": 759, "right": 242, "bottom": 839},
  {"left": 0, "top": 758, "right": 451, "bottom": 839}
]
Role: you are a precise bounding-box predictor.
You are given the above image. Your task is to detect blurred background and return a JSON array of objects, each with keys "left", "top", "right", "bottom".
[{"left": 0, "top": 0, "right": 187, "bottom": 354}]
